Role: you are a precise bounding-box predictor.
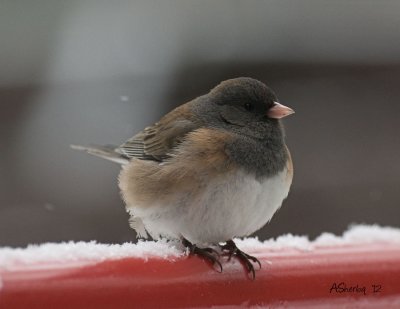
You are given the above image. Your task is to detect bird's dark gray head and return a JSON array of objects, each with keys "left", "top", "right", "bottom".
[
  {"left": 211, "top": 77, "right": 277, "bottom": 118},
  {"left": 203, "top": 77, "right": 294, "bottom": 139}
]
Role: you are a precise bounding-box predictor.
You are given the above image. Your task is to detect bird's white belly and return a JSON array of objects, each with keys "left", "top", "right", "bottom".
[{"left": 128, "top": 168, "right": 290, "bottom": 246}]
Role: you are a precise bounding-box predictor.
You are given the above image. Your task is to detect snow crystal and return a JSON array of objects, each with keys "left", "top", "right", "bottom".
[{"left": 119, "top": 95, "right": 129, "bottom": 102}]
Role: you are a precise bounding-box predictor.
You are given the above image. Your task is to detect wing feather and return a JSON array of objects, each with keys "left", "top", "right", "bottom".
[{"left": 116, "top": 103, "right": 199, "bottom": 161}]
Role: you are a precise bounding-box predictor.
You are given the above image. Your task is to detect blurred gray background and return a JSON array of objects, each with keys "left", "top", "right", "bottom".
[{"left": 1, "top": 0, "right": 399, "bottom": 247}]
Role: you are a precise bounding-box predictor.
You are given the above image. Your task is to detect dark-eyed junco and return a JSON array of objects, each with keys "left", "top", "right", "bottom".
[{"left": 72, "top": 77, "right": 294, "bottom": 278}]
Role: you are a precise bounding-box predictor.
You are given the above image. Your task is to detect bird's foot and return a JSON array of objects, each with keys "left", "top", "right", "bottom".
[
  {"left": 182, "top": 238, "right": 222, "bottom": 272},
  {"left": 220, "top": 240, "right": 261, "bottom": 279}
]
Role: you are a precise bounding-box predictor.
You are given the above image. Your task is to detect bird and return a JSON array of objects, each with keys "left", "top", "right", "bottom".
[{"left": 71, "top": 77, "right": 294, "bottom": 278}]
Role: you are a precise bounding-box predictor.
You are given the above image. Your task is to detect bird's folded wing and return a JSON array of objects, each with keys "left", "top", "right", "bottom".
[{"left": 115, "top": 103, "right": 199, "bottom": 162}]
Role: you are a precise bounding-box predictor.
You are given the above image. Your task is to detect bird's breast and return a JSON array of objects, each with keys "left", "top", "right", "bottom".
[
  {"left": 132, "top": 167, "right": 291, "bottom": 245},
  {"left": 184, "top": 167, "right": 291, "bottom": 244}
]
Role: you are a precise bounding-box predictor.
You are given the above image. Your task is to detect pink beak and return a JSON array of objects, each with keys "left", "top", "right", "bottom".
[{"left": 267, "top": 102, "right": 295, "bottom": 119}]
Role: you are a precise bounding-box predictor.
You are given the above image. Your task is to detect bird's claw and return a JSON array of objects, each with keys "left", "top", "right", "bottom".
[
  {"left": 182, "top": 238, "right": 223, "bottom": 272},
  {"left": 221, "top": 240, "right": 261, "bottom": 279}
]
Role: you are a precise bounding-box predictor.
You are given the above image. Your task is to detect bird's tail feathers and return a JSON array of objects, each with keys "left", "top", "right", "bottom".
[{"left": 70, "top": 144, "right": 129, "bottom": 165}]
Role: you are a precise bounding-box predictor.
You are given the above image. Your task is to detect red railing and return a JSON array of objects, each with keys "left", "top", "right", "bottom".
[{"left": 1, "top": 241, "right": 400, "bottom": 308}]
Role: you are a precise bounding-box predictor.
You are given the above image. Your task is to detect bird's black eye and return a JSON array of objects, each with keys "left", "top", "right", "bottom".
[{"left": 244, "top": 102, "right": 253, "bottom": 111}]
